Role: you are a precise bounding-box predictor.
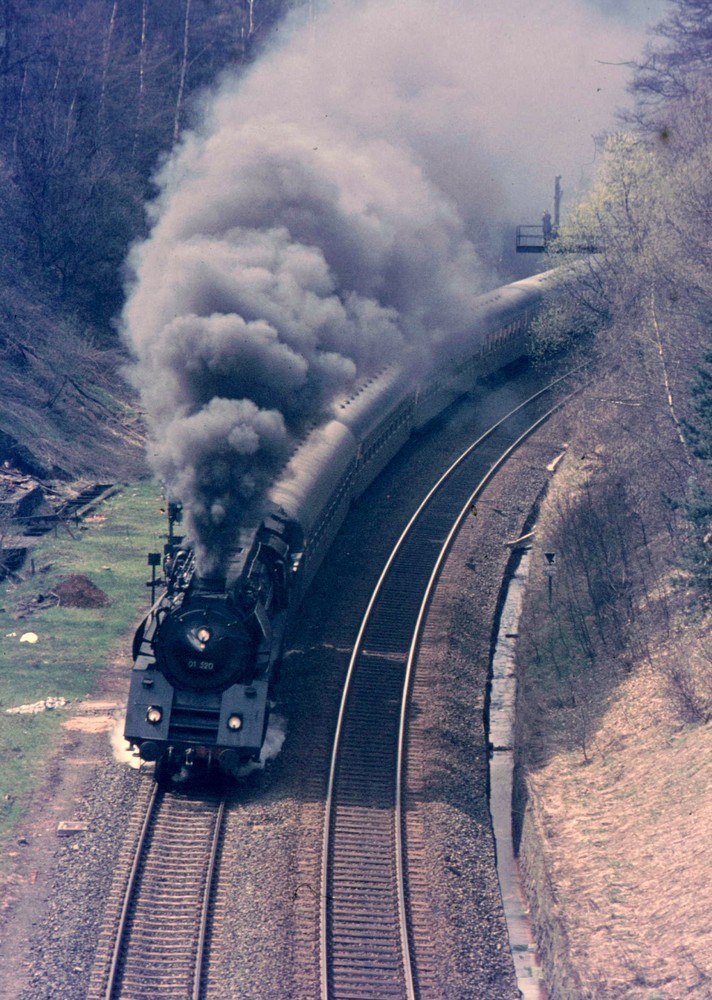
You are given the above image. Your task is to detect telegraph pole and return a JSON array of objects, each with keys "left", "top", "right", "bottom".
[{"left": 544, "top": 552, "right": 557, "bottom": 606}]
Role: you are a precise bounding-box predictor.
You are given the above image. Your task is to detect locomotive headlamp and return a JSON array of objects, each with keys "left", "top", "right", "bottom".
[
  {"left": 227, "top": 714, "right": 243, "bottom": 731},
  {"left": 197, "top": 627, "right": 211, "bottom": 644},
  {"left": 146, "top": 706, "right": 163, "bottom": 725}
]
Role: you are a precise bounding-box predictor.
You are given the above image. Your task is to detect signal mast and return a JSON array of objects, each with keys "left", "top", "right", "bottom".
[{"left": 516, "top": 176, "right": 563, "bottom": 253}]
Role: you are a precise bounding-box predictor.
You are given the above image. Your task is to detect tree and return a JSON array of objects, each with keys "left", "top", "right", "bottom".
[
  {"left": 0, "top": 0, "right": 293, "bottom": 329},
  {"left": 630, "top": 0, "right": 712, "bottom": 121}
]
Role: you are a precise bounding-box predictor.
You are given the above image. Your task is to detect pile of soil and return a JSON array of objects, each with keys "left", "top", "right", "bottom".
[{"left": 54, "top": 574, "right": 110, "bottom": 609}]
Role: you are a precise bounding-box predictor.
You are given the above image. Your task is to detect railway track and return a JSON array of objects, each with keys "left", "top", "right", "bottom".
[
  {"left": 84, "top": 369, "right": 579, "bottom": 1000},
  {"left": 319, "top": 374, "right": 580, "bottom": 1000},
  {"left": 87, "top": 778, "right": 226, "bottom": 1000}
]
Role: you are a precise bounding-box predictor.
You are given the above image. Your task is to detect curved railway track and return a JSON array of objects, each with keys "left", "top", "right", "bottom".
[
  {"left": 87, "top": 779, "right": 226, "bottom": 1000},
  {"left": 84, "top": 367, "right": 581, "bottom": 1000},
  {"left": 319, "top": 373, "right": 581, "bottom": 1000}
]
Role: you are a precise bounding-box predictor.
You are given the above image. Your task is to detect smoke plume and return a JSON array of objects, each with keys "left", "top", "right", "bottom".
[{"left": 122, "top": 0, "right": 644, "bottom": 574}]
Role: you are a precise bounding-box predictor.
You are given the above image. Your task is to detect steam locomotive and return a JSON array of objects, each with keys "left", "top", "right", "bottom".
[{"left": 124, "top": 269, "right": 559, "bottom": 778}]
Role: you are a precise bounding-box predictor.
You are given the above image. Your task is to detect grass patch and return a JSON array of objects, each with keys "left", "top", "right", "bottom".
[{"left": 0, "top": 479, "right": 165, "bottom": 845}]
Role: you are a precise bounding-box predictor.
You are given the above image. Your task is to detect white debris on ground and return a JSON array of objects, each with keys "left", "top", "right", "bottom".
[
  {"left": 6, "top": 696, "right": 67, "bottom": 715},
  {"left": 19, "top": 632, "right": 39, "bottom": 643}
]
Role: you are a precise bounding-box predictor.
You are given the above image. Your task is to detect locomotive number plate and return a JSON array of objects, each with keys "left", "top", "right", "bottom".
[{"left": 188, "top": 658, "right": 215, "bottom": 672}]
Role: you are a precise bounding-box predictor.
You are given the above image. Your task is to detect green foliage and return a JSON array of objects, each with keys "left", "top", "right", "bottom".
[
  {"left": 684, "top": 340, "right": 712, "bottom": 462},
  {"left": 554, "top": 66, "right": 712, "bottom": 613},
  {"left": 555, "top": 133, "right": 676, "bottom": 320},
  {"left": 528, "top": 294, "right": 599, "bottom": 361},
  {"left": 554, "top": 70, "right": 712, "bottom": 336},
  {"left": 676, "top": 476, "right": 712, "bottom": 597}
]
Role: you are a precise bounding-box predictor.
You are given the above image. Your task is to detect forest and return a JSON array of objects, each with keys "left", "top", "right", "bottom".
[
  {"left": 535, "top": 0, "right": 712, "bottom": 597},
  {"left": 0, "top": 0, "right": 291, "bottom": 329}
]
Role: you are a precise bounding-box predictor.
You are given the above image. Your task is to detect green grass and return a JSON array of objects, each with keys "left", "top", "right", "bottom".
[{"left": 0, "top": 479, "right": 166, "bottom": 843}]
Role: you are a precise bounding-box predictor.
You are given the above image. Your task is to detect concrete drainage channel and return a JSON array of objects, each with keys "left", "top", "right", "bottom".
[{"left": 488, "top": 546, "right": 547, "bottom": 1000}]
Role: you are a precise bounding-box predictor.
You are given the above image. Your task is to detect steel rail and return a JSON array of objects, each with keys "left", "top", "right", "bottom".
[
  {"left": 103, "top": 779, "right": 160, "bottom": 1000},
  {"left": 192, "top": 796, "right": 226, "bottom": 1000},
  {"left": 100, "top": 783, "right": 226, "bottom": 1000},
  {"left": 393, "top": 388, "right": 583, "bottom": 991},
  {"left": 319, "top": 369, "right": 584, "bottom": 1000}
]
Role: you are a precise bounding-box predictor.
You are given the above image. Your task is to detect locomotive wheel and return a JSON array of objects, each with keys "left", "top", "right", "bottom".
[
  {"left": 270, "top": 654, "right": 283, "bottom": 687},
  {"left": 154, "top": 753, "right": 178, "bottom": 786}
]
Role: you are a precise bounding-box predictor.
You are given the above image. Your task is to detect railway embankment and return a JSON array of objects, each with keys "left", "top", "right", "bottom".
[{"left": 513, "top": 371, "right": 712, "bottom": 999}]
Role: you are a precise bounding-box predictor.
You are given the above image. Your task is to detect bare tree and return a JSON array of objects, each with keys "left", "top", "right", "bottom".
[
  {"left": 99, "top": 0, "right": 119, "bottom": 123},
  {"left": 132, "top": 0, "right": 148, "bottom": 160},
  {"left": 631, "top": 0, "right": 712, "bottom": 113},
  {"left": 173, "top": 0, "right": 192, "bottom": 141}
]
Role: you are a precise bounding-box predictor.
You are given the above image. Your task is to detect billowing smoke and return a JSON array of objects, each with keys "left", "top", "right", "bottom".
[{"left": 122, "top": 0, "right": 645, "bottom": 574}]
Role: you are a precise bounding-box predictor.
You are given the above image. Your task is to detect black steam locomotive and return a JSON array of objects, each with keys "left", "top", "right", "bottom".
[
  {"left": 125, "top": 511, "right": 300, "bottom": 777},
  {"left": 124, "top": 270, "right": 559, "bottom": 778}
]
